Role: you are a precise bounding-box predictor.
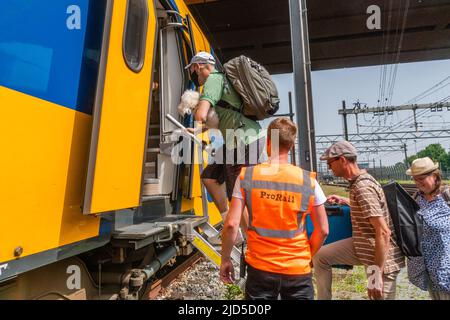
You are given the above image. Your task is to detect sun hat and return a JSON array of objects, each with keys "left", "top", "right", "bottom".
[{"left": 406, "top": 157, "right": 439, "bottom": 176}]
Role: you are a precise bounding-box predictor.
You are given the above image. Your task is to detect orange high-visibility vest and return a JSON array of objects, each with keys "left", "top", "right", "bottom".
[{"left": 240, "top": 163, "right": 316, "bottom": 275}]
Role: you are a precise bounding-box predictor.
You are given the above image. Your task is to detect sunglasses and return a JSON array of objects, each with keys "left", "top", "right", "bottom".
[
  {"left": 412, "top": 172, "right": 433, "bottom": 182},
  {"left": 327, "top": 157, "right": 340, "bottom": 167}
]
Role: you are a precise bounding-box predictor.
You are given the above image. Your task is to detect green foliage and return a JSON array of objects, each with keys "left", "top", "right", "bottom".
[
  {"left": 322, "top": 185, "right": 349, "bottom": 198},
  {"left": 224, "top": 283, "right": 244, "bottom": 300},
  {"left": 407, "top": 143, "right": 450, "bottom": 172},
  {"left": 394, "top": 162, "right": 407, "bottom": 168}
]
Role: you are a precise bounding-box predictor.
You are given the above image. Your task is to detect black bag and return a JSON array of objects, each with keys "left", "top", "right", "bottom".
[{"left": 382, "top": 181, "right": 422, "bottom": 257}]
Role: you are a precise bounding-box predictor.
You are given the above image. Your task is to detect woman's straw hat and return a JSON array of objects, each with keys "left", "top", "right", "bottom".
[{"left": 406, "top": 157, "right": 439, "bottom": 176}]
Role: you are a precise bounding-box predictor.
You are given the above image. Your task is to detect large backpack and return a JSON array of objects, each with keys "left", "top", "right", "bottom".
[
  {"left": 221, "top": 55, "right": 280, "bottom": 120},
  {"left": 382, "top": 181, "right": 422, "bottom": 257}
]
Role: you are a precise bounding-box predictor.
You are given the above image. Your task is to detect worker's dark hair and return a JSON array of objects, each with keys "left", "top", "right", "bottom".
[{"left": 268, "top": 117, "right": 297, "bottom": 152}]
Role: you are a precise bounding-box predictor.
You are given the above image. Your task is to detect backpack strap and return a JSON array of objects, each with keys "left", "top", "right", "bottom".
[
  {"left": 349, "top": 174, "right": 378, "bottom": 188},
  {"left": 216, "top": 72, "right": 243, "bottom": 113},
  {"left": 216, "top": 99, "right": 241, "bottom": 113},
  {"left": 441, "top": 185, "right": 450, "bottom": 207}
]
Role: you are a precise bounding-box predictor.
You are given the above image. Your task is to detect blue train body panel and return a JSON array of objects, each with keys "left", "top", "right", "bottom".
[{"left": 0, "top": 0, "right": 106, "bottom": 114}]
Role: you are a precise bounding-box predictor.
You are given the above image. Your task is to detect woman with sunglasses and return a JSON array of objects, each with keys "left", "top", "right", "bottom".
[{"left": 406, "top": 157, "right": 450, "bottom": 300}]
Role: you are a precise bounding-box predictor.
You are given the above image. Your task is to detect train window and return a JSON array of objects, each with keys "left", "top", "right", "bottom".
[{"left": 123, "top": 0, "right": 149, "bottom": 72}]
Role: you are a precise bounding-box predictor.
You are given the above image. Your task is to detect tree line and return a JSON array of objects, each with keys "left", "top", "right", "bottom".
[{"left": 406, "top": 143, "right": 450, "bottom": 172}]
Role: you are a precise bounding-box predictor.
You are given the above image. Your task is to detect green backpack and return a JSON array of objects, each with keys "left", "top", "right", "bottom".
[{"left": 219, "top": 55, "right": 280, "bottom": 121}]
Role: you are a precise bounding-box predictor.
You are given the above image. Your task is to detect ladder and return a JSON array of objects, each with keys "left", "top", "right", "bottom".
[{"left": 165, "top": 114, "right": 244, "bottom": 282}]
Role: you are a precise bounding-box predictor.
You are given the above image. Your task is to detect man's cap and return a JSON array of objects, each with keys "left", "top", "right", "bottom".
[
  {"left": 319, "top": 141, "right": 358, "bottom": 161},
  {"left": 185, "top": 51, "right": 216, "bottom": 69},
  {"left": 406, "top": 157, "right": 439, "bottom": 176}
]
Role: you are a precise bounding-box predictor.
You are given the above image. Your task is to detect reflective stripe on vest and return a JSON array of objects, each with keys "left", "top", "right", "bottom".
[{"left": 241, "top": 165, "right": 315, "bottom": 239}]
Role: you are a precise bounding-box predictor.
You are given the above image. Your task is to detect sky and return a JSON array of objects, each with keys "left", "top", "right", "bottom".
[{"left": 271, "top": 59, "right": 450, "bottom": 167}]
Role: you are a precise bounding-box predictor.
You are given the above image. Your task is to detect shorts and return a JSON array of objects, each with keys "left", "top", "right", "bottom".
[{"left": 200, "top": 138, "right": 265, "bottom": 200}]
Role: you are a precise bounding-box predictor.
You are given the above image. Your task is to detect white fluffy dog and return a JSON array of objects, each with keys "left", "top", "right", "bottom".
[{"left": 178, "top": 90, "right": 219, "bottom": 129}]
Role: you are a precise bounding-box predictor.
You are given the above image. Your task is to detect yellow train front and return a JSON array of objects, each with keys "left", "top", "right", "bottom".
[{"left": 0, "top": 0, "right": 222, "bottom": 299}]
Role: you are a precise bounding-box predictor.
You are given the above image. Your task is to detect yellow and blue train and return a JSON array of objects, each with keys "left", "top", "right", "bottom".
[{"left": 0, "top": 0, "right": 222, "bottom": 299}]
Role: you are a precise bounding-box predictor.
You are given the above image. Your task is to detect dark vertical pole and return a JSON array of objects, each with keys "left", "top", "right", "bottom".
[
  {"left": 289, "top": 0, "right": 316, "bottom": 172},
  {"left": 342, "top": 100, "right": 349, "bottom": 141},
  {"left": 373, "top": 158, "right": 376, "bottom": 178},
  {"left": 413, "top": 108, "right": 418, "bottom": 132},
  {"left": 302, "top": 0, "right": 317, "bottom": 172},
  {"left": 380, "top": 159, "right": 383, "bottom": 181},
  {"left": 403, "top": 143, "right": 409, "bottom": 168},
  {"left": 355, "top": 114, "right": 360, "bottom": 134},
  {"left": 288, "top": 91, "right": 297, "bottom": 166}
]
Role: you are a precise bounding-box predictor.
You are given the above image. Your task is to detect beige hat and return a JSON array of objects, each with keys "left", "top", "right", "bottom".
[
  {"left": 320, "top": 141, "right": 358, "bottom": 161},
  {"left": 406, "top": 157, "right": 439, "bottom": 176}
]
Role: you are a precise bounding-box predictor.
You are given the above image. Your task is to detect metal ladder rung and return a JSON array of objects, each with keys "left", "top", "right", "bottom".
[{"left": 181, "top": 222, "right": 242, "bottom": 268}]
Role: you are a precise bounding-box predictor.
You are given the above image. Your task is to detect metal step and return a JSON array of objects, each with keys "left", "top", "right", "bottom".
[
  {"left": 148, "top": 124, "right": 160, "bottom": 129},
  {"left": 145, "top": 146, "right": 159, "bottom": 162},
  {"left": 144, "top": 173, "right": 156, "bottom": 179},
  {"left": 141, "top": 195, "right": 171, "bottom": 202},
  {"left": 148, "top": 135, "right": 159, "bottom": 140},
  {"left": 113, "top": 222, "right": 167, "bottom": 240},
  {"left": 142, "top": 178, "right": 161, "bottom": 196},
  {"left": 113, "top": 216, "right": 208, "bottom": 240},
  {"left": 145, "top": 162, "right": 156, "bottom": 168},
  {"left": 144, "top": 178, "right": 159, "bottom": 184},
  {"left": 179, "top": 221, "right": 242, "bottom": 272}
]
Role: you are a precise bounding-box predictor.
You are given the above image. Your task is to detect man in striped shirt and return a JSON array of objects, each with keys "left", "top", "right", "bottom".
[{"left": 313, "top": 141, "right": 405, "bottom": 300}]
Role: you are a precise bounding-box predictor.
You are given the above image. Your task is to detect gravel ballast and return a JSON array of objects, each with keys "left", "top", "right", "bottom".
[{"left": 156, "top": 257, "right": 429, "bottom": 300}]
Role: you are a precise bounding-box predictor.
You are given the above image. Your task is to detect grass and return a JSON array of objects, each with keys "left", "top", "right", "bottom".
[
  {"left": 223, "top": 284, "right": 244, "bottom": 300},
  {"left": 321, "top": 185, "right": 349, "bottom": 198},
  {"left": 330, "top": 267, "right": 368, "bottom": 299}
]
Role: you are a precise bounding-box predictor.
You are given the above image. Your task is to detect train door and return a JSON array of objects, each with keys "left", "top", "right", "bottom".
[
  {"left": 83, "top": 0, "right": 157, "bottom": 214},
  {"left": 141, "top": 2, "right": 196, "bottom": 207}
]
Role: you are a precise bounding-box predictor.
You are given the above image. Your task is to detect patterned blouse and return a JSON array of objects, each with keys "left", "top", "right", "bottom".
[{"left": 407, "top": 192, "right": 450, "bottom": 293}]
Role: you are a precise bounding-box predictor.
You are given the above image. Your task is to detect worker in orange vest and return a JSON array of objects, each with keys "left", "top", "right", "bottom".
[{"left": 219, "top": 118, "right": 329, "bottom": 300}]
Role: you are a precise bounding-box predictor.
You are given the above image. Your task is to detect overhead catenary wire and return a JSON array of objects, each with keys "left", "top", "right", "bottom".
[
  {"left": 367, "top": 0, "right": 411, "bottom": 132},
  {"left": 363, "top": 76, "right": 450, "bottom": 133},
  {"left": 384, "top": 0, "right": 403, "bottom": 108},
  {"left": 365, "top": 0, "right": 410, "bottom": 133},
  {"left": 377, "top": 0, "right": 388, "bottom": 108},
  {"left": 388, "top": 96, "right": 450, "bottom": 131},
  {"left": 385, "top": 0, "right": 410, "bottom": 109}
]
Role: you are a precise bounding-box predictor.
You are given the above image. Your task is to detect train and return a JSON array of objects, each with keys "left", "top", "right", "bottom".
[{"left": 0, "top": 0, "right": 226, "bottom": 299}]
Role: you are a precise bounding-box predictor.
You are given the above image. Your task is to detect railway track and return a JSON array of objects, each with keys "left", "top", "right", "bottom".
[
  {"left": 321, "top": 181, "right": 418, "bottom": 196},
  {"left": 146, "top": 252, "right": 203, "bottom": 299},
  {"left": 399, "top": 184, "right": 418, "bottom": 196}
]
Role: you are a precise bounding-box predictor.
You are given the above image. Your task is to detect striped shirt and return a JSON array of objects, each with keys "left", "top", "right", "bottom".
[{"left": 349, "top": 171, "right": 405, "bottom": 274}]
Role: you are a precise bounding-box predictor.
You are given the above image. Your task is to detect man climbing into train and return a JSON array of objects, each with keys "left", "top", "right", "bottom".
[
  {"left": 220, "top": 118, "right": 329, "bottom": 299},
  {"left": 185, "top": 52, "right": 265, "bottom": 244}
]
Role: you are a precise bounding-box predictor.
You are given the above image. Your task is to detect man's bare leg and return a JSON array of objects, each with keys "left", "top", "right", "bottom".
[
  {"left": 202, "top": 178, "right": 245, "bottom": 243},
  {"left": 202, "top": 178, "right": 228, "bottom": 213}
]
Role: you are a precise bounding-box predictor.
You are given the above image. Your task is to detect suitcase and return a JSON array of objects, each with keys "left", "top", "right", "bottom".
[
  {"left": 306, "top": 204, "right": 352, "bottom": 244},
  {"left": 306, "top": 204, "right": 353, "bottom": 269}
]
